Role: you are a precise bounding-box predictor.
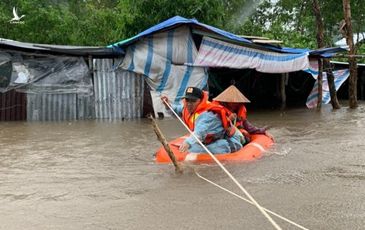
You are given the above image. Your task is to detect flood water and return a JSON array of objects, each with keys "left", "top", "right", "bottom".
[{"left": 1, "top": 103, "right": 365, "bottom": 230}]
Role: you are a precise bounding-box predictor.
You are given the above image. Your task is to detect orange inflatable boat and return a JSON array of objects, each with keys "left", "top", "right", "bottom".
[{"left": 155, "top": 134, "right": 274, "bottom": 163}]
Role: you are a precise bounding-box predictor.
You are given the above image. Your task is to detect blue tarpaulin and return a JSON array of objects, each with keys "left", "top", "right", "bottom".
[
  {"left": 109, "top": 16, "right": 346, "bottom": 57},
  {"left": 109, "top": 16, "right": 251, "bottom": 48},
  {"left": 110, "top": 16, "right": 348, "bottom": 115}
]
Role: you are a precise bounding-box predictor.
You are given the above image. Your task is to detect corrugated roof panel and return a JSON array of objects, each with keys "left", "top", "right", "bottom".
[{"left": 0, "top": 38, "right": 121, "bottom": 57}]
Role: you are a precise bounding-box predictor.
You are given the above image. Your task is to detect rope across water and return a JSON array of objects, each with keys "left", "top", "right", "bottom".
[
  {"left": 163, "top": 99, "right": 283, "bottom": 230},
  {"left": 194, "top": 171, "right": 309, "bottom": 230}
]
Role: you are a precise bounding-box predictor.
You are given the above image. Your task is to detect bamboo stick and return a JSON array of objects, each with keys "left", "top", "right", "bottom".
[{"left": 148, "top": 114, "right": 183, "bottom": 174}]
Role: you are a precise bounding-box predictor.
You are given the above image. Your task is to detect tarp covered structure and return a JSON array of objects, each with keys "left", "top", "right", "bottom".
[
  {"left": 120, "top": 26, "right": 208, "bottom": 113},
  {"left": 0, "top": 52, "right": 92, "bottom": 95},
  {"left": 194, "top": 36, "right": 309, "bottom": 73},
  {"left": 110, "top": 16, "right": 347, "bottom": 114},
  {"left": 0, "top": 37, "right": 121, "bottom": 95},
  {"left": 306, "top": 69, "right": 350, "bottom": 108}
]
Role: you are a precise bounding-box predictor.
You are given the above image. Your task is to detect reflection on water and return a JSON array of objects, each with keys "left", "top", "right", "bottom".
[{"left": 1, "top": 103, "right": 365, "bottom": 229}]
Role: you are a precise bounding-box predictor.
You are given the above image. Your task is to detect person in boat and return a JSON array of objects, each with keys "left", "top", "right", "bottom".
[
  {"left": 212, "top": 85, "right": 270, "bottom": 142},
  {"left": 161, "top": 87, "right": 243, "bottom": 154}
]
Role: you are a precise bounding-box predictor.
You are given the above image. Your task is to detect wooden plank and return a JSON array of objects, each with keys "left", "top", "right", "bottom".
[
  {"left": 252, "top": 39, "right": 283, "bottom": 44},
  {"left": 239, "top": 35, "right": 270, "bottom": 40}
]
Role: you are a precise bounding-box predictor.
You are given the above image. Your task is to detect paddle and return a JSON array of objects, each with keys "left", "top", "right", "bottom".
[{"left": 148, "top": 114, "right": 183, "bottom": 174}]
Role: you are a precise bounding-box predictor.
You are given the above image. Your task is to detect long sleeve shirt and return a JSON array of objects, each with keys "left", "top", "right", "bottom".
[
  {"left": 171, "top": 104, "right": 225, "bottom": 146},
  {"left": 171, "top": 104, "right": 242, "bottom": 153}
]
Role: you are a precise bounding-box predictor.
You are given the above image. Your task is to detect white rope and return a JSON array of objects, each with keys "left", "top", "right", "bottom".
[
  {"left": 195, "top": 171, "right": 310, "bottom": 230},
  {"left": 163, "top": 100, "right": 282, "bottom": 230}
]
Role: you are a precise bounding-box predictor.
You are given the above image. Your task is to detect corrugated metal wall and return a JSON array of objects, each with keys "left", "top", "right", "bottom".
[
  {"left": 26, "top": 93, "right": 95, "bottom": 121},
  {"left": 77, "top": 94, "right": 96, "bottom": 120},
  {"left": 0, "top": 90, "right": 26, "bottom": 121},
  {"left": 25, "top": 58, "right": 144, "bottom": 121},
  {"left": 93, "top": 59, "right": 144, "bottom": 119},
  {"left": 1, "top": 58, "right": 144, "bottom": 121},
  {"left": 27, "top": 93, "right": 77, "bottom": 121}
]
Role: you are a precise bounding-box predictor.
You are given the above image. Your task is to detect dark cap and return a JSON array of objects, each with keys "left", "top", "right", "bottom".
[{"left": 184, "top": 87, "right": 203, "bottom": 100}]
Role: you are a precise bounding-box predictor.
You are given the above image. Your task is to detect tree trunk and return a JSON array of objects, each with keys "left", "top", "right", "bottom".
[
  {"left": 343, "top": 0, "right": 358, "bottom": 108},
  {"left": 312, "top": 0, "right": 340, "bottom": 109}
]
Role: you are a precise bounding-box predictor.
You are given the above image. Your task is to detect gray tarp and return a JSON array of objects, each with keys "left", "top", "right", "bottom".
[{"left": 0, "top": 52, "right": 92, "bottom": 95}]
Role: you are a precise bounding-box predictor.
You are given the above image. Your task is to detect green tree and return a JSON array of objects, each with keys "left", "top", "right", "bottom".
[
  {"left": 0, "top": 0, "right": 123, "bottom": 45},
  {"left": 116, "top": 0, "right": 250, "bottom": 40},
  {"left": 0, "top": 0, "right": 364, "bottom": 51}
]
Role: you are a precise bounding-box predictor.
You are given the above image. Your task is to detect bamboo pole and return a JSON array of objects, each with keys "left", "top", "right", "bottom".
[
  {"left": 317, "top": 58, "right": 323, "bottom": 110},
  {"left": 280, "top": 73, "right": 287, "bottom": 110},
  {"left": 148, "top": 114, "right": 183, "bottom": 174}
]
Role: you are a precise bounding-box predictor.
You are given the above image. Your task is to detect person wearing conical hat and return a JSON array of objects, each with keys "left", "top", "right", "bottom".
[
  {"left": 161, "top": 87, "right": 243, "bottom": 154},
  {"left": 213, "top": 85, "right": 250, "bottom": 120},
  {"left": 213, "top": 85, "right": 269, "bottom": 142}
]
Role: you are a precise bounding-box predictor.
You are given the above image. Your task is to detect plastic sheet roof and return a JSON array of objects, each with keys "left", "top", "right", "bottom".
[
  {"left": 0, "top": 38, "right": 119, "bottom": 57},
  {"left": 109, "top": 16, "right": 346, "bottom": 57},
  {"left": 109, "top": 16, "right": 251, "bottom": 48}
]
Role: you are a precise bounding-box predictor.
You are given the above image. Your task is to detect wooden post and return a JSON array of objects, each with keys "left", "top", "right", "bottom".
[
  {"left": 280, "top": 73, "right": 287, "bottom": 110},
  {"left": 360, "top": 70, "right": 365, "bottom": 100},
  {"left": 88, "top": 55, "right": 93, "bottom": 80},
  {"left": 148, "top": 114, "right": 183, "bottom": 174},
  {"left": 324, "top": 59, "right": 340, "bottom": 109},
  {"left": 317, "top": 58, "right": 323, "bottom": 110}
]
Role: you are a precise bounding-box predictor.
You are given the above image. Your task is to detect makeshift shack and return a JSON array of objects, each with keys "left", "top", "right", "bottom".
[
  {"left": 0, "top": 38, "right": 145, "bottom": 121},
  {"left": 110, "top": 16, "right": 347, "bottom": 116},
  {"left": 1, "top": 16, "right": 350, "bottom": 121}
]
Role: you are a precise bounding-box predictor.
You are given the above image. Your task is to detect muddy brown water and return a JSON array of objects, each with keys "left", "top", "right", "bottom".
[{"left": 0, "top": 103, "right": 365, "bottom": 229}]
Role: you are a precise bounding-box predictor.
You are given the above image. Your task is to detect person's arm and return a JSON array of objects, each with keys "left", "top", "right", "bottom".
[
  {"left": 183, "top": 112, "right": 223, "bottom": 148},
  {"left": 161, "top": 96, "right": 183, "bottom": 115},
  {"left": 171, "top": 104, "right": 183, "bottom": 115},
  {"left": 242, "top": 119, "right": 266, "bottom": 134}
]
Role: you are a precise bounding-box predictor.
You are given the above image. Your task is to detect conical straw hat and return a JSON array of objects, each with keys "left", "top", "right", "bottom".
[{"left": 213, "top": 85, "right": 250, "bottom": 103}]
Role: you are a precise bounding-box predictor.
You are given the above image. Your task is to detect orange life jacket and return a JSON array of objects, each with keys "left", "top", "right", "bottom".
[
  {"left": 212, "top": 101, "right": 251, "bottom": 142},
  {"left": 235, "top": 105, "right": 247, "bottom": 127},
  {"left": 182, "top": 91, "right": 235, "bottom": 144}
]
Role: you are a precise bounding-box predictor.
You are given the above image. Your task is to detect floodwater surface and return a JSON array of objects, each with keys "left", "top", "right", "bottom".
[{"left": 0, "top": 103, "right": 365, "bottom": 230}]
